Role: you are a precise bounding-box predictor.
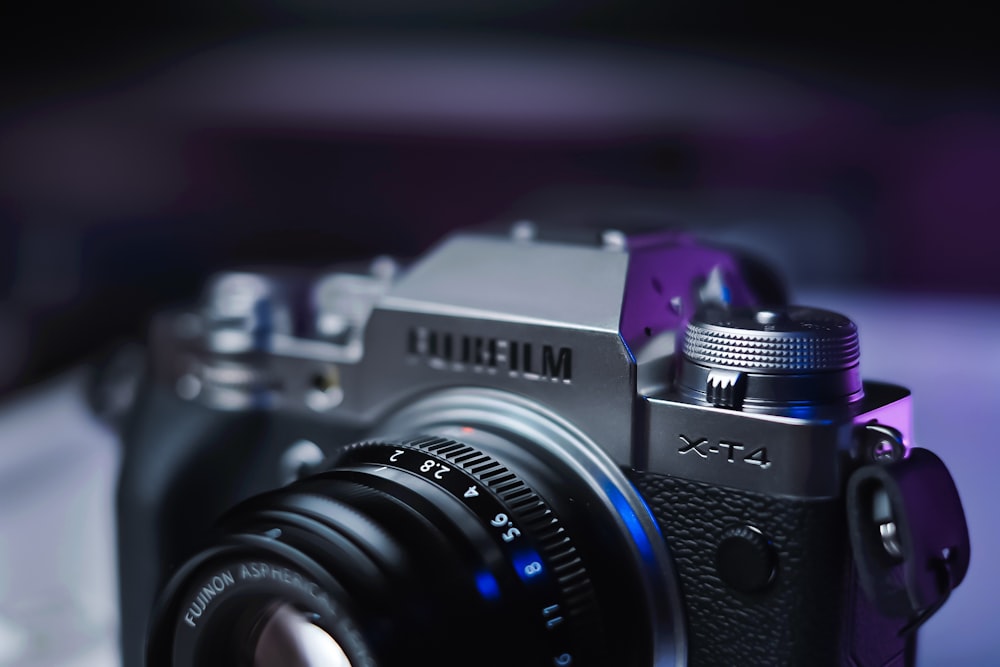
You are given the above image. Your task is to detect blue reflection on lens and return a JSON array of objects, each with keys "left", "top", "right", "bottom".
[
  {"left": 475, "top": 571, "right": 501, "bottom": 601},
  {"left": 604, "top": 481, "right": 659, "bottom": 565},
  {"left": 784, "top": 405, "right": 823, "bottom": 419}
]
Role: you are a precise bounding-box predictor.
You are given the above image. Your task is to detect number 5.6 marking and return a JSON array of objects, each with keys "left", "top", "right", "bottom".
[{"left": 490, "top": 513, "right": 522, "bottom": 542}]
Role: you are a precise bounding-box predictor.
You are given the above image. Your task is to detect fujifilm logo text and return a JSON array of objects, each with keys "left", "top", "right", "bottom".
[{"left": 408, "top": 327, "right": 572, "bottom": 383}]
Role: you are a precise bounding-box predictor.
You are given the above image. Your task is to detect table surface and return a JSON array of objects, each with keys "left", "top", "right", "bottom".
[{"left": 0, "top": 289, "right": 996, "bottom": 666}]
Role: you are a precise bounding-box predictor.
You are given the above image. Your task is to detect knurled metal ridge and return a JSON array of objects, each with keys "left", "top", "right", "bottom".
[
  {"left": 407, "top": 436, "right": 598, "bottom": 619},
  {"left": 683, "top": 317, "right": 860, "bottom": 372}
]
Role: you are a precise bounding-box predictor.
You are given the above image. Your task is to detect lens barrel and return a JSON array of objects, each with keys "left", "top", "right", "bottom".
[{"left": 148, "top": 430, "right": 662, "bottom": 667}]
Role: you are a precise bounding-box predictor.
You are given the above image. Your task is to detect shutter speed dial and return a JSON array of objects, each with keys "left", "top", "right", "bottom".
[{"left": 679, "top": 306, "right": 864, "bottom": 413}]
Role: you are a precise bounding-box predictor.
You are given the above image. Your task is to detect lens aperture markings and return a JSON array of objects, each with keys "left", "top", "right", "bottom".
[
  {"left": 342, "top": 439, "right": 554, "bottom": 585},
  {"left": 338, "top": 436, "right": 602, "bottom": 666}
]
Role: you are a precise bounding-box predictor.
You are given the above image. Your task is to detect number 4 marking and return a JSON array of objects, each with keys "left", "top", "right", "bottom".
[
  {"left": 743, "top": 447, "right": 771, "bottom": 469},
  {"left": 464, "top": 486, "right": 479, "bottom": 498}
]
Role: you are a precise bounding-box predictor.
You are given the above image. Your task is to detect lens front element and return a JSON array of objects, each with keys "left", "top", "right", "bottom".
[{"left": 251, "top": 603, "right": 353, "bottom": 667}]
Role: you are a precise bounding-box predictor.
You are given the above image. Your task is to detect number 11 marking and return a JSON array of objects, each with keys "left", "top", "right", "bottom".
[{"left": 542, "top": 604, "right": 563, "bottom": 630}]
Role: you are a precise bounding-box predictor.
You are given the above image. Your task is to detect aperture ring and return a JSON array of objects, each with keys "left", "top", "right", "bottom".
[{"left": 335, "top": 436, "right": 601, "bottom": 665}]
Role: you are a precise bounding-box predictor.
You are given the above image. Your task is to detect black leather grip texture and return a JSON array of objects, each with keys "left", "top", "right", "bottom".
[{"left": 631, "top": 472, "right": 914, "bottom": 667}]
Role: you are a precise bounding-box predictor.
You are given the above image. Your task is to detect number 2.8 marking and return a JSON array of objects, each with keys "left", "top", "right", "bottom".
[
  {"left": 419, "top": 459, "right": 450, "bottom": 480},
  {"left": 387, "top": 451, "right": 452, "bottom": 480}
]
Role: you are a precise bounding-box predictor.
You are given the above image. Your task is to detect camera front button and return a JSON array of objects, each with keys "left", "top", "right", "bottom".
[{"left": 715, "top": 524, "right": 778, "bottom": 594}]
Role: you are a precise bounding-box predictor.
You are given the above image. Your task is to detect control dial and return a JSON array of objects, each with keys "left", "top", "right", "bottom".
[{"left": 678, "top": 306, "right": 863, "bottom": 413}]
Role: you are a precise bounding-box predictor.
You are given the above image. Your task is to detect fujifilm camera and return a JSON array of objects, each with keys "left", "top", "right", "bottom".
[{"left": 118, "top": 224, "right": 969, "bottom": 667}]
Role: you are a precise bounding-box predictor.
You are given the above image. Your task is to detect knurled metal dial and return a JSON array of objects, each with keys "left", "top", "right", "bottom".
[
  {"left": 679, "top": 306, "right": 863, "bottom": 411},
  {"left": 683, "top": 306, "right": 860, "bottom": 374}
]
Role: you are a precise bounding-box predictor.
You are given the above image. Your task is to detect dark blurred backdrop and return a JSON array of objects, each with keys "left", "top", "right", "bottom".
[{"left": 2, "top": 2, "right": 999, "bottom": 393}]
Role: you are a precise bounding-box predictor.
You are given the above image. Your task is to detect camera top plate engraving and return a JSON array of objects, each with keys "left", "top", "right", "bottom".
[{"left": 151, "top": 225, "right": 911, "bottom": 498}]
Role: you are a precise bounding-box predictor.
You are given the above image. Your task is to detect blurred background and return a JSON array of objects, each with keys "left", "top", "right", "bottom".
[
  {"left": 0, "top": 2, "right": 998, "bottom": 665},
  {"left": 2, "top": 2, "right": 1000, "bottom": 392}
]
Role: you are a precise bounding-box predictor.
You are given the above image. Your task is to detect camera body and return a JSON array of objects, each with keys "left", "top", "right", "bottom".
[{"left": 119, "top": 226, "right": 938, "bottom": 666}]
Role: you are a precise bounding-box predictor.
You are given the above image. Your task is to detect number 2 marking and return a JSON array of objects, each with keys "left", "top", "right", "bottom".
[{"left": 389, "top": 449, "right": 405, "bottom": 463}]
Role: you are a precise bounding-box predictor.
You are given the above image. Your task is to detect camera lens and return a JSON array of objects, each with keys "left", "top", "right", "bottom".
[
  {"left": 250, "top": 603, "right": 352, "bottom": 667},
  {"left": 147, "top": 395, "right": 681, "bottom": 667}
]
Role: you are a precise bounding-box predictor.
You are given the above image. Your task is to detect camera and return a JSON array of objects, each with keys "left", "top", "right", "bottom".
[{"left": 117, "top": 224, "right": 969, "bottom": 666}]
